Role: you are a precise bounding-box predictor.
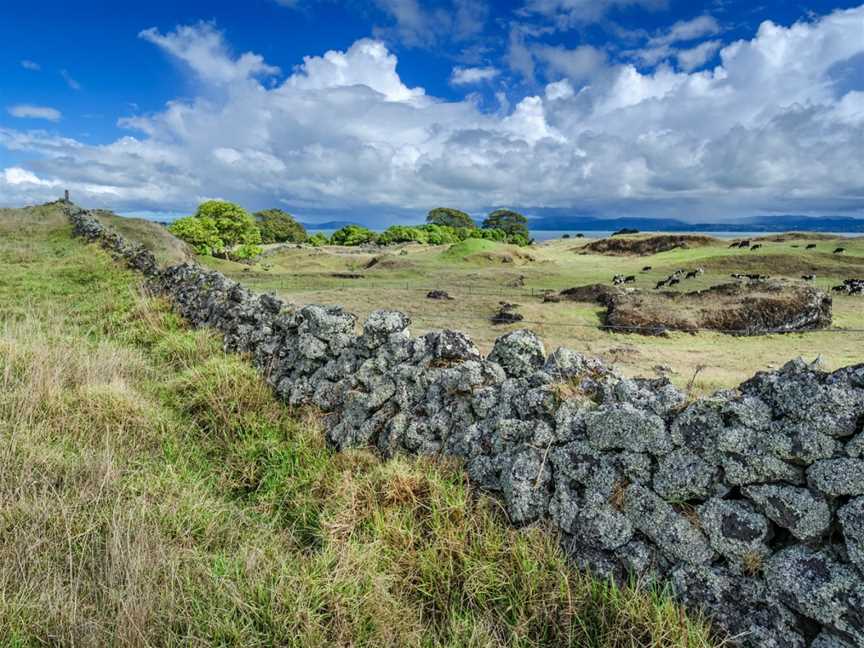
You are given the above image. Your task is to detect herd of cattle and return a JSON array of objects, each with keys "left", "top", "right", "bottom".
[
  {"left": 729, "top": 239, "right": 846, "bottom": 254},
  {"left": 605, "top": 239, "right": 860, "bottom": 294}
]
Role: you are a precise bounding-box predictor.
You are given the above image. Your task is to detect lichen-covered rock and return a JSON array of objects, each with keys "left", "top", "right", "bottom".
[
  {"left": 765, "top": 547, "right": 864, "bottom": 644},
  {"left": 742, "top": 484, "right": 831, "bottom": 542},
  {"left": 808, "top": 459, "right": 864, "bottom": 496},
  {"left": 698, "top": 498, "right": 771, "bottom": 573},
  {"left": 623, "top": 485, "right": 714, "bottom": 565},
  {"left": 69, "top": 206, "right": 864, "bottom": 646},
  {"left": 671, "top": 565, "right": 806, "bottom": 648},
  {"left": 838, "top": 497, "right": 864, "bottom": 577},
  {"left": 653, "top": 449, "right": 719, "bottom": 501},
  {"left": 500, "top": 446, "right": 551, "bottom": 524},
  {"left": 487, "top": 329, "right": 545, "bottom": 378},
  {"left": 718, "top": 426, "right": 805, "bottom": 486},
  {"left": 585, "top": 403, "right": 671, "bottom": 455}
]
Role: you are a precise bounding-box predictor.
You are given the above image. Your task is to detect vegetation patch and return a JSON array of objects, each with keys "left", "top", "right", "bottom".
[
  {"left": 580, "top": 234, "right": 719, "bottom": 256},
  {"left": 605, "top": 281, "right": 833, "bottom": 335}
]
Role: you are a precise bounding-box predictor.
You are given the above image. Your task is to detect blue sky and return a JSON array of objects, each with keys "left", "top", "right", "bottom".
[{"left": 1, "top": 0, "right": 863, "bottom": 224}]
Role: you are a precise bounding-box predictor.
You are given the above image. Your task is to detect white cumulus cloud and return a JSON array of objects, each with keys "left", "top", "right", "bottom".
[
  {"left": 1, "top": 7, "right": 863, "bottom": 222},
  {"left": 7, "top": 105, "right": 62, "bottom": 121},
  {"left": 450, "top": 66, "right": 500, "bottom": 85}
]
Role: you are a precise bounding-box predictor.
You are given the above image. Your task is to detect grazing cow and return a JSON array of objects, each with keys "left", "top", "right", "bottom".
[
  {"left": 751, "top": 244, "right": 763, "bottom": 251},
  {"left": 801, "top": 274, "right": 815, "bottom": 281},
  {"left": 642, "top": 266, "right": 652, "bottom": 272},
  {"left": 623, "top": 275, "right": 636, "bottom": 284},
  {"left": 728, "top": 241, "right": 740, "bottom": 248},
  {"left": 739, "top": 240, "right": 751, "bottom": 248},
  {"left": 834, "top": 247, "right": 846, "bottom": 254},
  {"left": 791, "top": 244, "right": 800, "bottom": 248},
  {"left": 613, "top": 274, "right": 626, "bottom": 285},
  {"left": 685, "top": 270, "right": 698, "bottom": 280},
  {"left": 806, "top": 244, "right": 817, "bottom": 250},
  {"left": 668, "top": 277, "right": 680, "bottom": 286},
  {"left": 655, "top": 279, "right": 667, "bottom": 289},
  {"left": 832, "top": 285, "right": 848, "bottom": 293}
]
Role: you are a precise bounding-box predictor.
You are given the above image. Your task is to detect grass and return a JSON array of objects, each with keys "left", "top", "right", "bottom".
[
  {"left": 194, "top": 231, "right": 864, "bottom": 394},
  {"left": 0, "top": 206, "right": 721, "bottom": 646}
]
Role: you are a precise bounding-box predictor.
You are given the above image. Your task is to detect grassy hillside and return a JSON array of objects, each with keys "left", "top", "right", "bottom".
[
  {"left": 0, "top": 208, "right": 717, "bottom": 645},
  {"left": 196, "top": 232, "right": 864, "bottom": 393},
  {"left": 90, "top": 209, "right": 193, "bottom": 266}
]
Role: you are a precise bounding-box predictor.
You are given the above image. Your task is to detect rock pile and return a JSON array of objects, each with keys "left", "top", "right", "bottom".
[{"left": 68, "top": 205, "right": 864, "bottom": 647}]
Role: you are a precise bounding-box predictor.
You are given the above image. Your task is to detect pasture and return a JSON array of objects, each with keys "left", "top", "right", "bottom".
[{"left": 199, "top": 232, "right": 864, "bottom": 393}]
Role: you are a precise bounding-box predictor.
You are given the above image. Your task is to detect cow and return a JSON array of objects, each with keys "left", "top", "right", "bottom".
[
  {"left": 801, "top": 274, "right": 816, "bottom": 281},
  {"left": 623, "top": 275, "right": 636, "bottom": 284},
  {"left": 751, "top": 244, "right": 763, "bottom": 251},
  {"left": 806, "top": 244, "right": 817, "bottom": 250},
  {"left": 685, "top": 270, "right": 699, "bottom": 280},
  {"left": 642, "top": 266, "right": 652, "bottom": 272},
  {"left": 834, "top": 248, "right": 846, "bottom": 254},
  {"left": 728, "top": 241, "right": 740, "bottom": 249},
  {"left": 655, "top": 279, "right": 668, "bottom": 289},
  {"left": 668, "top": 277, "right": 681, "bottom": 286},
  {"left": 613, "top": 274, "right": 626, "bottom": 285},
  {"left": 739, "top": 240, "right": 751, "bottom": 248}
]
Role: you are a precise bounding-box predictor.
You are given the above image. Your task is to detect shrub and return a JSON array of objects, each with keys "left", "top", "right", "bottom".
[
  {"left": 307, "top": 233, "right": 329, "bottom": 247},
  {"left": 254, "top": 209, "right": 307, "bottom": 244},
  {"left": 169, "top": 200, "right": 262, "bottom": 258},
  {"left": 426, "top": 207, "right": 476, "bottom": 229},
  {"left": 330, "top": 225, "right": 377, "bottom": 246}
]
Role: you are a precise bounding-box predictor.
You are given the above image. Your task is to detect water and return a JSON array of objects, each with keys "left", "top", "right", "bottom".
[{"left": 530, "top": 230, "right": 863, "bottom": 242}]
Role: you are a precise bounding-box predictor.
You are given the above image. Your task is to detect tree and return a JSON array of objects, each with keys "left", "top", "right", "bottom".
[
  {"left": 426, "top": 207, "right": 476, "bottom": 229},
  {"left": 254, "top": 208, "right": 307, "bottom": 243},
  {"left": 330, "top": 224, "right": 377, "bottom": 246},
  {"left": 169, "top": 200, "right": 262, "bottom": 258},
  {"left": 168, "top": 215, "right": 223, "bottom": 256},
  {"left": 482, "top": 209, "right": 530, "bottom": 244}
]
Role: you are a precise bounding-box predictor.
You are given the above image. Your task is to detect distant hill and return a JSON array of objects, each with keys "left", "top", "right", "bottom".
[{"left": 528, "top": 214, "right": 864, "bottom": 233}]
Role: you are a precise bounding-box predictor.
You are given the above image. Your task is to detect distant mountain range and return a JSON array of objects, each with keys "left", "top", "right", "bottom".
[{"left": 526, "top": 215, "right": 864, "bottom": 233}]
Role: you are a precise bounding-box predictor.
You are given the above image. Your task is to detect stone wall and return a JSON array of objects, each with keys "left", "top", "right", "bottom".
[{"left": 68, "top": 205, "right": 864, "bottom": 647}]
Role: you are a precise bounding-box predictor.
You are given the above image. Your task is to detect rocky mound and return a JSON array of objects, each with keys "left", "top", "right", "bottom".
[
  {"left": 551, "top": 283, "right": 621, "bottom": 306},
  {"left": 69, "top": 204, "right": 864, "bottom": 647},
  {"left": 605, "top": 281, "right": 832, "bottom": 335},
  {"left": 580, "top": 234, "right": 719, "bottom": 256}
]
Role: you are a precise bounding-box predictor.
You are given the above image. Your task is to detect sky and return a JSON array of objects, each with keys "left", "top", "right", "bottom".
[{"left": 1, "top": 0, "right": 862, "bottom": 225}]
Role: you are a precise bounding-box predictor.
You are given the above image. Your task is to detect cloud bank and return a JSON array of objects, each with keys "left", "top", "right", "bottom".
[{"left": 1, "top": 7, "right": 863, "bottom": 222}]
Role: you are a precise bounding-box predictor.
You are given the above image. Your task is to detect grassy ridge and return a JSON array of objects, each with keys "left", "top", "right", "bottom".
[{"left": 0, "top": 209, "right": 718, "bottom": 645}]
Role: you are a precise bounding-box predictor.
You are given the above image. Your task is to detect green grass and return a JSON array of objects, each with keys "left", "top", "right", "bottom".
[{"left": 0, "top": 206, "right": 720, "bottom": 645}]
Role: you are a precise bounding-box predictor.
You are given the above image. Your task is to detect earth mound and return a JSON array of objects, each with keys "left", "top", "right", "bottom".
[
  {"left": 550, "top": 283, "right": 621, "bottom": 305},
  {"left": 91, "top": 209, "right": 193, "bottom": 265},
  {"left": 580, "top": 234, "right": 719, "bottom": 256},
  {"left": 605, "top": 281, "right": 832, "bottom": 335}
]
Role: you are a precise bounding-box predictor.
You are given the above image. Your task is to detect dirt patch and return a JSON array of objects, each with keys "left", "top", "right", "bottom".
[
  {"left": 578, "top": 234, "right": 719, "bottom": 256},
  {"left": 604, "top": 281, "right": 832, "bottom": 335},
  {"left": 466, "top": 250, "right": 536, "bottom": 265},
  {"left": 749, "top": 232, "right": 844, "bottom": 243},
  {"left": 552, "top": 283, "right": 622, "bottom": 306}
]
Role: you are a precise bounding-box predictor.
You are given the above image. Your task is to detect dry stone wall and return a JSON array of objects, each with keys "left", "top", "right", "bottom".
[{"left": 68, "top": 204, "right": 864, "bottom": 647}]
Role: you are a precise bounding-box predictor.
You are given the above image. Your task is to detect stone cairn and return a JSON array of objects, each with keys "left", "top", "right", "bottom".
[{"left": 68, "top": 204, "right": 864, "bottom": 647}]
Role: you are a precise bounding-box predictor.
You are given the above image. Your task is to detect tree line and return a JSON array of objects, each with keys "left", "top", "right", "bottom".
[{"left": 169, "top": 202, "right": 532, "bottom": 259}]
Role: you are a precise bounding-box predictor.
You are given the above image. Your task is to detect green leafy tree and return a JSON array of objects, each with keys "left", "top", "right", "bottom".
[
  {"left": 254, "top": 208, "right": 307, "bottom": 243},
  {"left": 168, "top": 215, "right": 223, "bottom": 256},
  {"left": 482, "top": 209, "right": 530, "bottom": 240},
  {"left": 307, "top": 233, "right": 329, "bottom": 247},
  {"left": 330, "top": 224, "right": 377, "bottom": 246},
  {"left": 169, "top": 200, "right": 262, "bottom": 258},
  {"left": 426, "top": 207, "right": 476, "bottom": 229}
]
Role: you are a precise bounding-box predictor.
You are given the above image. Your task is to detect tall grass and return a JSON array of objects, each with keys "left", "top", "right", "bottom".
[{"left": 0, "top": 208, "right": 721, "bottom": 647}]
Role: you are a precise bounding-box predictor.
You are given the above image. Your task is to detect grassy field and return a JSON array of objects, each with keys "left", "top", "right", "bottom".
[
  {"left": 0, "top": 207, "right": 719, "bottom": 645},
  {"left": 197, "top": 232, "right": 864, "bottom": 393}
]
